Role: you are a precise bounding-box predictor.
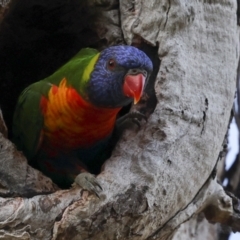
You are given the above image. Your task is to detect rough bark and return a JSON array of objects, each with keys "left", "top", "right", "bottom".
[
  {"left": 0, "top": 0, "right": 239, "bottom": 239},
  {"left": 172, "top": 214, "right": 218, "bottom": 240}
]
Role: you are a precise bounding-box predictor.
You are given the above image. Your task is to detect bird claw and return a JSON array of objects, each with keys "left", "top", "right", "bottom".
[
  {"left": 74, "top": 172, "right": 103, "bottom": 198},
  {"left": 116, "top": 110, "right": 147, "bottom": 133},
  {"left": 127, "top": 110, "right": 147, "bottom": 127}
]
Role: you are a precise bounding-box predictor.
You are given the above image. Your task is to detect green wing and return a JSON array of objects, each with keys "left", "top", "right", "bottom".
[{"left": 12, "top": 81, "right": 51, "bottom": 160}]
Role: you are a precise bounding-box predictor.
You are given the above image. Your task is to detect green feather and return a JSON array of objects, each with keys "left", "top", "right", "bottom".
[
  {"left": 42, "top": 47, "right": 99, "bottom": 96},
  {"left": 12, "top": 48, "right": 100, "bottom": 159},
  {"left": 12, "top": 82, "right": 48, "bottom": 159}
]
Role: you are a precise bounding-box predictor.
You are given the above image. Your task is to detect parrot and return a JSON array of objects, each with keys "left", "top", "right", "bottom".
[{"left": 12, "top": 45, "right": 153, "bottom": 195}]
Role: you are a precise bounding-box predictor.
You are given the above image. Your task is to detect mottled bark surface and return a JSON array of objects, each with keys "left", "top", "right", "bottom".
[
  {"left": 172, "top": 214, "right": 218, "bottom": 240},
  {"left": 0, "top": 0, "right": 239, "bottom": 239}
]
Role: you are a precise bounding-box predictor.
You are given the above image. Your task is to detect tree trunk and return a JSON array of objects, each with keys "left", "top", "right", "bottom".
[{"left": 0, "top": 0, "right": 240, "bottom": 239}]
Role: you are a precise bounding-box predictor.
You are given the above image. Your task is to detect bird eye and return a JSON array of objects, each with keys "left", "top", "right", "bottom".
[{"left": 107, "top": 59, "right": 116, "bottom": 70}]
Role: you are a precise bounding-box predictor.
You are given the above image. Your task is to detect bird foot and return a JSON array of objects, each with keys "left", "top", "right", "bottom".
[
  {"left": 73, "top": 172, "right": 103, "bottom": 198},
  {"left": 116, "top": 110, "right": 147, "bottom": 135},
  {"left": 126, "top": 110, "right": 147, "bottom": 127}
]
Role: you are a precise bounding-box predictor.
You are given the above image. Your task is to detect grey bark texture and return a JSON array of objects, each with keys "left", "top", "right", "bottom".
[{"left": 0, "top": 0, "right": 240, "bottom": 239}]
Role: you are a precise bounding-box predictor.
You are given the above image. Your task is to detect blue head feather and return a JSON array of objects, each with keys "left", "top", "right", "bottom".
[{"left": 87, "top": 45, "right": 153, "bottom": 108}]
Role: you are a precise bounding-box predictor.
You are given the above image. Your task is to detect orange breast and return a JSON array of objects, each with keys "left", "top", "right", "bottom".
[{"left": 40, "top": 78, "right": 121, "bottom": 152}]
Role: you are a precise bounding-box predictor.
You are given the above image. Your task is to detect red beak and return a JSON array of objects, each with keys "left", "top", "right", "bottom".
[{"left": 123, "top": 73, "right": 146, "bottom": 104}]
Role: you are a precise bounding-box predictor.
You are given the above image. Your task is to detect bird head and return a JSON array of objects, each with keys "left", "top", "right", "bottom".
[{"left": 87, "top": 45, "right": 153, "bottom": 108}]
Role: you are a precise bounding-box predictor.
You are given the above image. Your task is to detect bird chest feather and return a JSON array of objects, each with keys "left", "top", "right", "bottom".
[{"left": 40, "top": 78, "right": 121, "bottom": 151}]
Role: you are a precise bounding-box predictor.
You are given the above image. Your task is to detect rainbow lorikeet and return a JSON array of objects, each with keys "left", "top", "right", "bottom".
[{"left": 12, "top": 45, "right": 153, "bottom": 195}]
